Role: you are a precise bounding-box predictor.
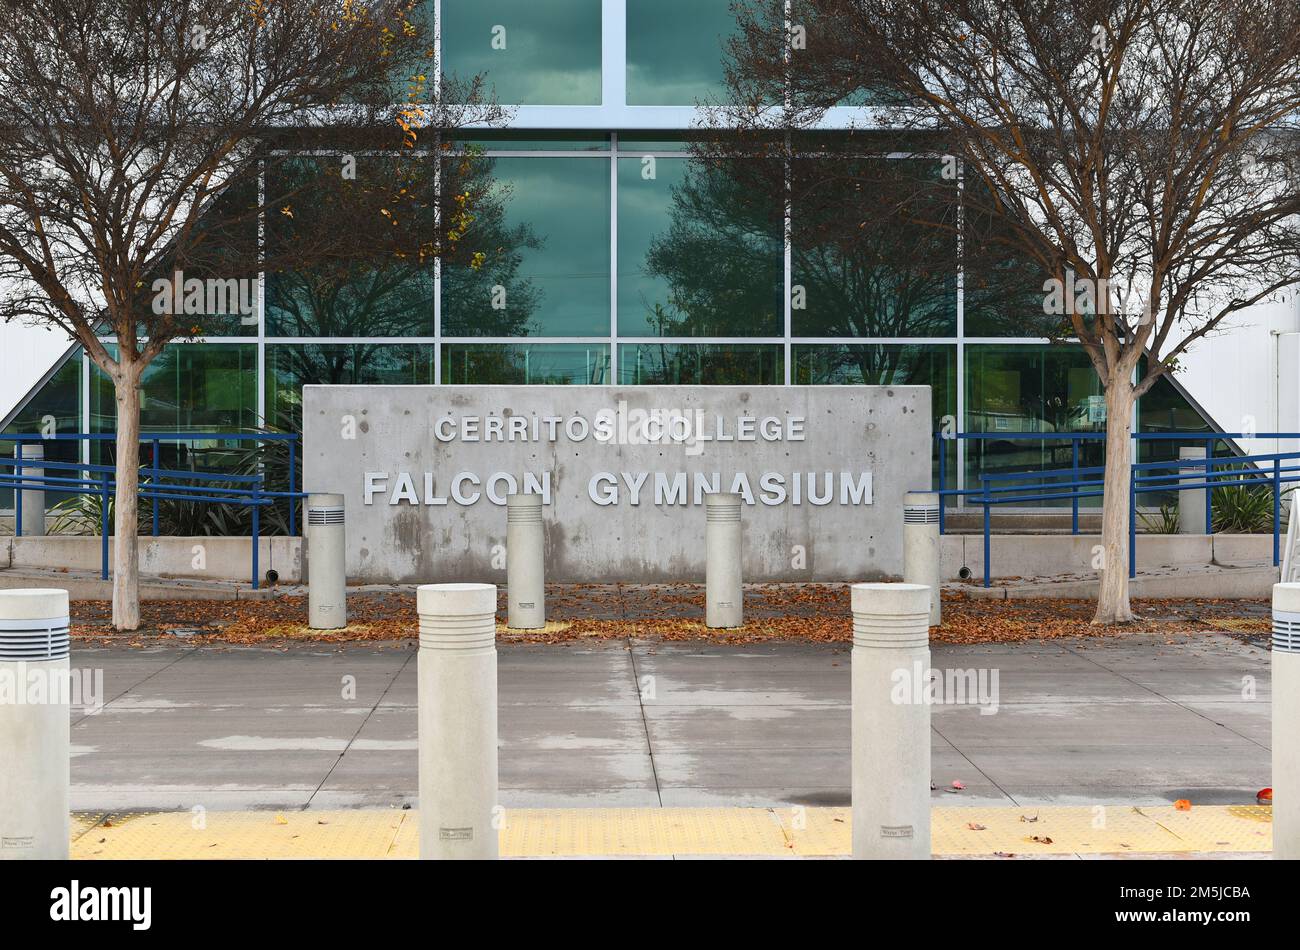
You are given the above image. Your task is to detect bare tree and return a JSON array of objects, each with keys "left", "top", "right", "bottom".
[
  {"left": 0, "top": 0, "right": 502, "bottom": 629},
  {"left": 724, "top": 0, "right": 1300, "bottom": 622}
]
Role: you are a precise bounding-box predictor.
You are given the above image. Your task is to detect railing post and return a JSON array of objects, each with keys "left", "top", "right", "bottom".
[
  {"left": 1275, "top": 459, "right": 1283, "bottom": 567},
  {"left": 982, "top": 474, "right": 991, "bottom": 589},
  {"left": 13, "top": 449, "right": 22, "bottom": 538},
  {"left": 1129, "top": 465, "right": 1137, "bottom": 578},
  {"left": 100, "top": 472, "right": 110, "bottom": 580},
  {"left": 288, "top": 438, "right": 297, "bottom": 537},
  {"left": 1204, "top": 438, "right": 1214, "bottom": 534},
  {"left": 937, "top": 433, "right": 946, "bottom": 535},
  {"left": 151, "top": 439, "right": 160, "bottom": 537},
  {"left": 1071, "top": 438, "right": 1079, "bottom": 534},
  {"left": 251, "top": 479, "right": 261, "bottom": 590}
]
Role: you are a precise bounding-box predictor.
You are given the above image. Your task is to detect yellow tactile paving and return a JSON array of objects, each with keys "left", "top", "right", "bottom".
[
  {"left": 68, "top": 805, "right": 1273, "bottom": 859},
  {"left": 72, "top": 809, "right": 407, "bottom": 860},
  {"left": 1132, "top": 805, "right": 1273, "bottom": 853},
  {"left": 390, "top": 807, "right": 790, "bottom": 857}
]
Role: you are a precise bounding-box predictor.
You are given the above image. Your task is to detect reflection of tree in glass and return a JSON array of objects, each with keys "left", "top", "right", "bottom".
[
  {"left": 270, "top": 345, "right": 431, "bottom": 431},
  {"left": 642, "top": 161, "right": 783, "bottom": 337},
  {"left": 439, "top": 153, "right": 543, "bottom": 337},
  {"left": 790, "top": 156, "right": 956, "bottom": 356},
  {"left": 265, "top": 151, "right": 539, "bottom": 337}
]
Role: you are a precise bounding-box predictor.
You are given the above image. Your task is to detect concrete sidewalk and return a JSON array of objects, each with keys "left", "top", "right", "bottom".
[{"left": 67, "top": 632, "right": 1271, "bottom": 812}]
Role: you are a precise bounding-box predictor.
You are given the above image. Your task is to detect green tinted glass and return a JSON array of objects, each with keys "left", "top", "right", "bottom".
[
  {"left": 1, "top": 351, "right": 82, "bottom": 508},
  {"left": 618, "top": 343, "right": 782, "bottom": 384},
  {"left": 626, "top": 0, "right": 738, "bottom": 105},
  {"left": 792, "top": 156, "right": 956, "bottom": 337},
  {"left": 441, "top": 156, "right": 611, "bottom": 337},
  {"left": 617, "top": 156, "right": 782, "bottom": 337},
  {"left": 91, "top": 344, "right": 258, "bottom": 434},
  {"left": 441, "top": 0, "right": 602, "bottom": 105},
  {"left": 442, "top": 343, "right": 610, "bottom": 384},
  {"left": 264, "top": 156, "right": 435, "bottom": 338},
  {"left": 265, "top": 344, "right": 436, "bottom": 427},
  {"left": 963, "top": 344, "right": 1104, "bottom": 505},
  {"left": 793, "top": 343, "right": 956, "bottom": 488}
]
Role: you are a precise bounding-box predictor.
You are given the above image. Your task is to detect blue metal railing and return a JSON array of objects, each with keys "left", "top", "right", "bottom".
[
  {"left": 2, "top": 432, "right": 303, "bottom": 589},
  {"left": 933, "top": 431, "right": 1300, "bottom": 588}
]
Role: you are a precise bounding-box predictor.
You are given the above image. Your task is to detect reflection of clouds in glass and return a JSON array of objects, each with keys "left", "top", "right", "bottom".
[
  {"left": 454, "top": 157, "right": 609, "bottom": 336},
  {"left": 442, "top": 1, "right": 601, "bottom": 105},
  {"left": 626, "top": 0, "right": 736, "bottom": 105},
  {"left": 616, "top": 158, "right": 687, "bottom": 329}
]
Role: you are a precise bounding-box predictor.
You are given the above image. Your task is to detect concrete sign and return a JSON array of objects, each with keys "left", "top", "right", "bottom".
[{"left": 302, "top": 385, "right": 931, "bottom": 583}]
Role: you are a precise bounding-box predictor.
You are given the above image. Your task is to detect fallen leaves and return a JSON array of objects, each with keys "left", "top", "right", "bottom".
[{"left": 67, "top": 588, "right": 1272, "bottom": 649}]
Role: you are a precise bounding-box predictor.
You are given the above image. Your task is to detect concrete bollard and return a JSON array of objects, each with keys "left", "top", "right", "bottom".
[
  {"left": 418, "top": 583, "right": 499, "bottom": 860},
  {"left": 1273, "top": 583, "right": 1300, "bottom": 859},
  {"left": 306, "top": 493, "right": 346, "bottom": 630},
  {"left": 0, "top": 588, "right": 70, "bottom": 860},
  {"left": 15, "top": 443, "right": 46, "bottom": 537},
  {"left": 1178, "top": 446, "right": 1208, "bottom": 534},
  {"left": 903, "top": 491, "right": 942, "bottom": 626},
  {"left": 705, "top": 493, "right": 743, "bottom": 629},
  {"left": 851, "top": 582, "right": 931, "bottom": 860},
  {"left": 506, "top": 493, "right": 545, "bottom": 630}
]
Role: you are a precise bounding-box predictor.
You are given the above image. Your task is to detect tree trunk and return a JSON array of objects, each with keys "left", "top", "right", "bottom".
[
  {"left": 1093, "top": 378, "right": 1137, "bottom": 624},
  {"left": 111, "top": 363, "right": 142, "bottom": 631}
]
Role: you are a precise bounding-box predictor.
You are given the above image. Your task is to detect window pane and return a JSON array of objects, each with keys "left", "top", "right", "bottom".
[
  {"left": 618, "top": 343, "right": 782, "bottom": 384},
  {"left": 627, "top": 0, "right": 738, "bottom": 105},
  {"left": 1136, "top": 363, "right": 1221, "bottom": 510},
  {"left": 962, "top": 180, "right": 1063, "bottom": 337},
  {"left": 138, "top": 179, "right": 259, "bottom": 337},
  {"left": 792, "top": 157, "right": 956, "bottom": 337},
  {"left": 91, "top": 345, "right": 257, "bottom": 435},
  {"left": 441, "top": 0, "right": 601, "bottom": 105},
  {"left": 454, "top": 132, "right": 609, "bottom": 151},
  {"left": 2, "top": 352, "right": 82, "bottom": 509},
  {"left": 794, "top": 343, "right": 955, "bottom": 489},
  {"left": 265, "top": 156, "right": 435, "bottom": 338},
  {"left": 964, "top": 345, "right": 1104, "bottom": 506},
  {"left": 617, "top": 157, "right": 782, "bottom": 337},
  {"left": 442, "top": 343, "right": 610, "bottom": 384},
  {"left": 266, "top": 344, "right": 435, "bottom": 428},
  {"left": 441, "top": 156, "right": 610, "bottom": 337}
]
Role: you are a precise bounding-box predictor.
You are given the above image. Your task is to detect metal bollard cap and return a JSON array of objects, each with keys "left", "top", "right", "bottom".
[
  {"left": 417, "top": 583, "right": 497, "bottom": 617},
  {"left": 0, "top": 588, "right": 69, "bottom": 622},
  {"left": 506, "top": 492, "right": 543, "bottom": 507}
]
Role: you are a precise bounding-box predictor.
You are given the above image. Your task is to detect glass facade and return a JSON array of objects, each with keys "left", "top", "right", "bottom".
[
  {"left": 626, "top": 0, "right": 738, "bottom": 105},
  {"left": 441, "top": 0, "right": 602, "bottom": 105},
  {"left": 4, "top": 3, "right": 1225, "bottom": 515}
]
